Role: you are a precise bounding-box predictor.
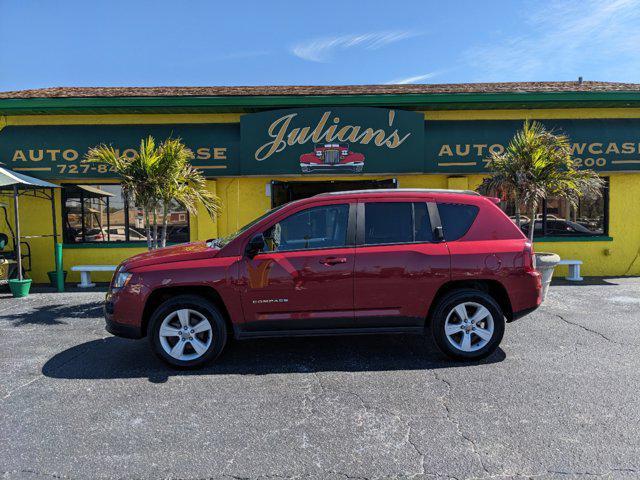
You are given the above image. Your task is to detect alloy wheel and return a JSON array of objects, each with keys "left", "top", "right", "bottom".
[
  {"left": 158, "top": 309, "right": 213, "bottom": 361},
  {"left": 444, "top": 301, "right": 494, "bottom": 353}
]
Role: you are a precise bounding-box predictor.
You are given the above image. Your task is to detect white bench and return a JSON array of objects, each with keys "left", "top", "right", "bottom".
[
  {"left": 71, "top": 265, "right": 117, "bottom": 288},
  {"left": 558, "top": 259, "right": 583, "bottom": 281}
]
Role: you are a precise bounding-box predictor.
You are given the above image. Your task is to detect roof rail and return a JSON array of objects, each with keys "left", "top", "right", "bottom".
[{"left": 317, "top": 188, "right": 481, "bottom": 196}]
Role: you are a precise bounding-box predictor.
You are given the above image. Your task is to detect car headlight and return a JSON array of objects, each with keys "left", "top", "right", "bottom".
[
  {"left": 341, "top": 150, "right": 348, "bottom": 155},
  {"left": 112, "top": 270, "right": 133, "bottom": 289},
  {"left": 315, "top": 151, "right": 322, "bottom": 157}
]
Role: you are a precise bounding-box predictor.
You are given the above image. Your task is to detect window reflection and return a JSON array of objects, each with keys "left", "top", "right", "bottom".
[
  {"left": 62, "top": 184, "right": 190, "bottom": 244},
  {"left": 499, "top": 178, "right": 608, "bottom": 237}
]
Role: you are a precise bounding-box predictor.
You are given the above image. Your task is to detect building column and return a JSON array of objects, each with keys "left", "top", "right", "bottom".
[{"left": 192, "top": 179, "right": 218, "bottom": 241}]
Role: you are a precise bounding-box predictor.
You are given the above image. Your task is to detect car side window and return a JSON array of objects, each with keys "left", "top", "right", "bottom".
[
  {"left": 438, "top": 203, "right": 479, "bottom": 241},
  {"left": 364, "top": 202, "right": 433, "bottom": 245},
  {"left": 263, "top": 204, "right": 349, "bottom": 252}
]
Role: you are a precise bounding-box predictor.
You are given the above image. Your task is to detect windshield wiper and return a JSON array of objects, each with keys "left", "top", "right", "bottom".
[{"left": 206, "top": 238, "right": 224, "bottom": 248}]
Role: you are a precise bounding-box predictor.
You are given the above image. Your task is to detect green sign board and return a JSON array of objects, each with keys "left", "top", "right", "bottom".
[
  {"left": 0, "top": 112, "right": 639, "bottom": 179},
  {"left": 240, "top": 107, "right": 425, "bottom": 175},
  {"left": 426, "top": 119, "right": 640, "bottom": 173},
  {"left": 0, "top": 124, "right": 240, "bottom": 178}
]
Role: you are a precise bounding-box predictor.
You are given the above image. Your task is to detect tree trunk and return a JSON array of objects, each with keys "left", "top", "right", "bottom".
[
  {"left": 513, "top": 191, "right": 521, "bottom": 229},
  {"left": 160, "top": 201, "right": 169, "bottom": 248},
  {"left": 152, "top": 207, "right": 158, "bottom": 249},
  {"left": 144, "top": 208, "right": 152, "bottom": 251},
  {"left": 528, "top": 202, "right": 537, "bottom": 244}
]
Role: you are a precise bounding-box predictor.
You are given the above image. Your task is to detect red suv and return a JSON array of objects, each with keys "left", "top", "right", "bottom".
[{"left": 105, "top": 189, "right": 542, "bottom": 368}]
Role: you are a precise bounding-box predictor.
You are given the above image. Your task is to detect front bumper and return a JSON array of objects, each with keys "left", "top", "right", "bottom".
[
  {"left": 300, "top": 162, "right": 363, "bottom": 173},
  {"left": 104, "top": 300, "right": 143, "bottom": 339}
]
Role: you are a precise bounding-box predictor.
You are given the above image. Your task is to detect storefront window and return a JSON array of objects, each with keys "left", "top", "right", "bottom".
[
  {"left": 499, "top": 178, "right": 609, "bottom": 237},
  {"left": 62, "top": 184, "right": 190, "bottom": 244}
]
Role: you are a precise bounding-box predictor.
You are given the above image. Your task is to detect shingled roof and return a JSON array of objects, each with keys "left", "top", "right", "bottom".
[{"left": 2, "top": 81, "right": 640, "bottom": 99}]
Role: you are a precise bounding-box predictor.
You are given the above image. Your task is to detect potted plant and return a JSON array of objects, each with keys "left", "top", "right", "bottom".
[{"left": 477, "top": 121, "right": 604, "bottom": 299}]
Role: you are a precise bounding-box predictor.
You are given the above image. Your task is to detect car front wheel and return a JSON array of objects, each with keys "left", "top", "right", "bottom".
[
  {"left": 149, "top": 295, "right": 227, "bottom": 368},
  {"left": 431, "top": 289, "right": 505, "bottom": 361}
]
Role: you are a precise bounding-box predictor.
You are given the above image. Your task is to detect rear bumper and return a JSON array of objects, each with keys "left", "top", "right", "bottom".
[
  {"left": 510, "top": 305, "right": 540, "bottom": 321},
  {"left": 508, "top": 270, "right": 543, "bottom": 317}
]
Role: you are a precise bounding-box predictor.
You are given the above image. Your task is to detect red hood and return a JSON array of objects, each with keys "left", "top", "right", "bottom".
[{"left": 122, "top": 242, "right": 219, "bottom": 270}]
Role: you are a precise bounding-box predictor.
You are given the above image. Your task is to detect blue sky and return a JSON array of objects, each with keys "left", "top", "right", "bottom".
[{"left": 1, "top": 0, "right": 639, "bottom": 91}]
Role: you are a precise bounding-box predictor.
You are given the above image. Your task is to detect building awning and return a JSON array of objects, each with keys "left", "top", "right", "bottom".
[
  {"left": 0, "top": 166, "right": 60, "bottom": 189},
  {"left": 72, "top": 185, "right": 115, "bottom": 198}
]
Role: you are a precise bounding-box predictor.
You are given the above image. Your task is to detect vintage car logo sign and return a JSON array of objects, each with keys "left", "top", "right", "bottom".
[{"left": 299, "top": 143, "right": 365, "bottom": 174}]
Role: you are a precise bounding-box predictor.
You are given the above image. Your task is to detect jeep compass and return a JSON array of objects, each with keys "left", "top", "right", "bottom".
[{"left": 105, "top": 189, "right": 542, "bottom": 368}]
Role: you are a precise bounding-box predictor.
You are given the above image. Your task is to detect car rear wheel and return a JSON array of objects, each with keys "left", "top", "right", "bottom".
[
  {"left": 149, "top": 295, "right": 227, "bottom": 368},
  {"left": 430, "top": 289, "right": 505, "bottom": 361}
]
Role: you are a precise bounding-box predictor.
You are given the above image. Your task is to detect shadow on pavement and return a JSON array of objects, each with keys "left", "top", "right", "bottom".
[
  {"left": 551, "top": 276, "right": 639, "bottom": 286},
  {"left": 0, "top": 302, "right": 104, "bottom": 326},
  {"left": 42, "top": 334, "right": 506, "bottom": 383}
]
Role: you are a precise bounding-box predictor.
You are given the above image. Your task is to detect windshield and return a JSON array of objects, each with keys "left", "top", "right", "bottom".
[{"left": 208, "top": 205, "right": 286, "bottom": 248}]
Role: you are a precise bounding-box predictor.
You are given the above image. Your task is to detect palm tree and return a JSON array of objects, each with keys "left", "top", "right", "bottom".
[
  {"left": 85, "top": 136, "right": 220, "bottom": 250},
  {"left": 156, "top": 139, "right": 220, "bottom": 247},
  {"left": 477, "top": 121, "right": 604, "bottom": 244}
]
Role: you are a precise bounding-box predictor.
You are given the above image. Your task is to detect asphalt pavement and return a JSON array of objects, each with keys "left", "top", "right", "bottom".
[{"left": 1, "top": 278, "right": 639, "bottom": 480}]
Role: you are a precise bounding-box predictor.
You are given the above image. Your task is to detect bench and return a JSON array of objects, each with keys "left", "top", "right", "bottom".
[
  {"left": 558, "top": 259, "right": 583, "bottom": 281},
  {"left": 71, "top": 265, "right": 117, "bottom": 288}
]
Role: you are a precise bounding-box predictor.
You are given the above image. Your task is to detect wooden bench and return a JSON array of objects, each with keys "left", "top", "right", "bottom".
[
  {"left": 558, "top": 259, "right": 583, "bottom": 281},
  {"left": 71, "top": 265, "right": 117, "bottom": 288}
]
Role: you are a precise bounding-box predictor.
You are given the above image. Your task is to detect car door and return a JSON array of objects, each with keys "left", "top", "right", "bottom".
[
  {"left": 238, "top": 201, "right": 356, "bottom": 333},
  {"left": 354, "top": 199, "right": 450, "bottom": 328}
]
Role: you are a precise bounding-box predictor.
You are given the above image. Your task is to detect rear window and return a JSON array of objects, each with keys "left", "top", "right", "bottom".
[{"left": 438, "top": 203, "right": 479, "bottom": 241}]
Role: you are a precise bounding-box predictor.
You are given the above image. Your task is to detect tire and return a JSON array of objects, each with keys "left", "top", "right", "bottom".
[
  {"left": 148, "top": 294, "right": 227, "bottom": 368},
  {"left": 430, "top": 289, "right": 505, "bottom": 361}
]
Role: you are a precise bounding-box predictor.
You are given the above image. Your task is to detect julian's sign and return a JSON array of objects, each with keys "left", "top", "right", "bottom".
[
  {"left": 1, "top": 111, "right": 639, "bottom": 179},
  {"left": 241, "top": 107, "right": 425, "bottom": 175}
]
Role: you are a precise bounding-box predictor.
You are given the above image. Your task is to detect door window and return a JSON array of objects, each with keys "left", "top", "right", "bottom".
[
  {"left": 263, "top": 204, "right": 350, "bottom": 252},
  {"left": 364, "top": 202, "right": 433, "bottom": 245}
]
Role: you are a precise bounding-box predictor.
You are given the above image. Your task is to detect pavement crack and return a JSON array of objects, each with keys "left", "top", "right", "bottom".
[
  {"left": 432, "top": 371, "right": 490, "bottom": 478},
  {"left": 308, "top": 371, "right": 426, "bottom": 478},
  {"left": 555, "top": 314, "right": 626, "bottom": 346},
  {"left": 2, "top": 336, "right": 107, "bottom": 401},
  {"left": 16, "top": 469, "right": 69, "bottom": 479}
]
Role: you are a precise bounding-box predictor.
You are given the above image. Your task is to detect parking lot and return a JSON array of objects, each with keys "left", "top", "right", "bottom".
[{"left": 1, "top": 278, "right": 639, "bottom": 480}]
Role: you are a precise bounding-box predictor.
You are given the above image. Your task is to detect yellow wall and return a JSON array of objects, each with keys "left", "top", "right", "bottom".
[{"left": 2, "top": 108, "right": 640, "bottom": 284}]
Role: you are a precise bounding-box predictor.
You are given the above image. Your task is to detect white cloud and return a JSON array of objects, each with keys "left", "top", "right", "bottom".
[
  {"left": 291, "top": 31, "right": 419, "bottom": 63},
  {"left": 464, "top": 0, "right": 640, "bottom": 81},
  {"left": 385, "top": 72, "right": 439, "bottom": 85}
]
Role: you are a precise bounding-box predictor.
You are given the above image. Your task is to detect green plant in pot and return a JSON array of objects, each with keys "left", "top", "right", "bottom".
[{"left": 477, "top": 120, "right": 604, "bottom": 297}]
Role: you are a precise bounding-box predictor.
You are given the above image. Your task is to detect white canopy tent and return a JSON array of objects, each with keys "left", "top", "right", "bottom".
[{"left": 0, "top": 166, "right": 61, "bottom": 290}]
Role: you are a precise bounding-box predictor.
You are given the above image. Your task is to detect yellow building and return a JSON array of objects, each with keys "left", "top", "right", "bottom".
[{"left": 1, "top": 81, "right": 639, "bottom": 284}]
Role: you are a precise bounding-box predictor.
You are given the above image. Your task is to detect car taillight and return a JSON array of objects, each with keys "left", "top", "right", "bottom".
[{"left": 523, "top": 243, "right": 536, "bottom": 272}]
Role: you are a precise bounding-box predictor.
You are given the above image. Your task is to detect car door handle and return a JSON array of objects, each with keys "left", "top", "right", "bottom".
[{"left": 319, "top": 256, "right": 348, "bottom": 266}]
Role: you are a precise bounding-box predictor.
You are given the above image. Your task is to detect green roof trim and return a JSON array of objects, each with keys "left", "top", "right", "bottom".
[
  {"left": 533, "top": 235, "right": 613, "bottom": 243},
  {"left": 2, "top": 91, "right": 640, "bottom": 115}
]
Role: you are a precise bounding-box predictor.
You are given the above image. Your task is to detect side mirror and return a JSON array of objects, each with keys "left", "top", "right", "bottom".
[
  {"left": 434, "top": 226, "right": 445, "bottom": 242},
  {"left": 245, "top": 233, "right": 266, "bottom": 259}
]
